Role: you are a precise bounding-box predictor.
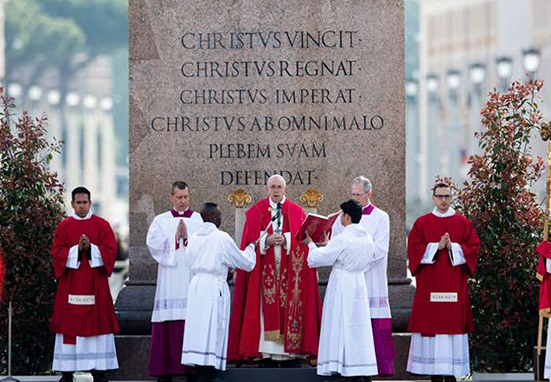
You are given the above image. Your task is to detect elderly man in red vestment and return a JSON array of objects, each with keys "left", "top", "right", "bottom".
[
  {"left": 51, "top": 187, "right": 119, "bottom": 382},
  {"left": 229, "top": 174, "right": 322, "bottom": 365},
  {"left": 407, "top": 182, "right": 479, "bottom": 382}
]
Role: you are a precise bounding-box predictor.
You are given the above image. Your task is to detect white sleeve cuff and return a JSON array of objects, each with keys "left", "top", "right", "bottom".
[
  {"left": 66, "top": 245, "right": 80, "bottom": 269},
  {"left": 449, "top": 243, "right": 466, "bottom": 266},
  {"left": 308, "top": 242, "right": 317, "bottom": 251},
  {"left": 89, "top": 243, "right": 104, "bottom": 268},
  {"left": 284, "top": 232, "right": 291, "bottom": 255},
  {"left": 420, "top": 243, "right": 439, "bottom": 264},
  {"left": 259, "top": 232, "right": 268, "bottom": 255},
  {"left": 546, "top": 258, "right": 551, "bottom": 274}
]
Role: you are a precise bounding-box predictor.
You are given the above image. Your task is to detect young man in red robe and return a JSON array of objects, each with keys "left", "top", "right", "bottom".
[
  {"left": 407, "top": 182, "right": 479, "bottom": 382},
  {"left": 51, "top": 187, "right": 119, "bottom": 382},
  {"left": 229, "top": 174, "right": 322, "bottom": 365}
]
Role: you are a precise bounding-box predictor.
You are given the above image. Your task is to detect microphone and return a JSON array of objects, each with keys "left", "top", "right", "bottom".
[
  {"left": 259, "top": 202, "right": 284, "bottom": 243},
  {"left": 276, "top": 203, "right": 282, "bottom": 232}
]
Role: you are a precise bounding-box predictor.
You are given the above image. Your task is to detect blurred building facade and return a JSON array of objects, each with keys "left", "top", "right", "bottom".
[
  {"left": 409, "top": 0, "right": 550, "bottom": 204},
  {"left": 5, "top": 56, "right": 128, "bottom": 236}
]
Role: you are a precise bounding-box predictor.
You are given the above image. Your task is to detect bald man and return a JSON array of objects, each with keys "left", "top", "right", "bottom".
[{"left": 228, "top": 175, "right": 322, "bottom": 365}]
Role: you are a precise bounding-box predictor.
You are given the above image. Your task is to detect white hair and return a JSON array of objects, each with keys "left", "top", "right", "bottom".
[
  {"left": 352, "top": 176, "right": 372, "bottom": 193},
  {"left": 267, "top": 174, "right": 286, "bottom": 187}
]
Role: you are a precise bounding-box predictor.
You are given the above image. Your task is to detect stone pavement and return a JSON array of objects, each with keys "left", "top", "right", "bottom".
[{"left": 0, "top": 372, "right": 535, "bottom": 382}]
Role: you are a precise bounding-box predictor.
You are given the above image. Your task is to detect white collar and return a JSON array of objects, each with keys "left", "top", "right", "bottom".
[
  {"left": 431, "top": 207, "right": 455, "bottom": 218},
  {"left": 269, "top": 196, "right": 286, "bottom": 210},
  {"left": 343, "top": 223, "right": 367, "bottom": 235},
  {"left": 72, "top": 210, "right": 93, "bottom": 220}
]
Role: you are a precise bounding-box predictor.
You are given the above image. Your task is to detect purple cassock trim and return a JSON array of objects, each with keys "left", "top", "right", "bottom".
[
  {"left": 363, "top": 204, "right": 375, "bottom": 215},
  {"left": 171, "top": 209, "right": 193, "bottom": 218},
  {"left": 371, "top": 318, "right": 395, "bottom": 376},
  {"left": 148, "top": 321, "right": 196, "bottom": 376}
]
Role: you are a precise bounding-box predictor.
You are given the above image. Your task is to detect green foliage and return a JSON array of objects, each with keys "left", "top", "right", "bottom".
[
  {"left": 455, "top": 79, "right": 545, "bottom": 371},
  {"left": 5, "top": 0, "right": 84, "bottom": 65},
  {"left": 0, "top": 89, "right": 66, "bottom": 373},
  {"left": 5, "top": 0, "right": 127, "bottom": 68}
]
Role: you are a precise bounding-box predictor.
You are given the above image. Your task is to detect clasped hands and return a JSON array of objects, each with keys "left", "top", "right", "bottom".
[
  {"left": 438, "top": 232, "right": 453, "bottom": 251},
  {"left": 266, "top": 233, "right": 286, "bottom": 247},
  {"left": 78, "top": 234, "right": 91, "bottom": 261},
  {"left": 175, "top": 220, "right": 188, "bottom": 241}
]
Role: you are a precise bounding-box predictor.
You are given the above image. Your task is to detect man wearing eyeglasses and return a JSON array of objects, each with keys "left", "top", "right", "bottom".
[
  {"left": 406, "top": 182, "right": 480, "bottom": 382},
  {"left": 331, "top": 176, "right": 395, "bottom": 377}
]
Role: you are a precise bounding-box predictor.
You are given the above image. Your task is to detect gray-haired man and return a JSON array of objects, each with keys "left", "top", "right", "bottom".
[{"left": 332, "top": 176, "right": 395, "bottom": 376}]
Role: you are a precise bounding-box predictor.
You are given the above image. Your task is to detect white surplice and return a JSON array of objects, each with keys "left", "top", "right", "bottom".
[
  {"left": 181, "top": 222, "right": 256, "bottom": 370},
  {"left": 52, "top": 210, "right": 118, "bottom": 372},
  {"left": 146, "top": 210, "right": 203, "bottom": 322},
  {"left": 53, "top": 333, "right": 118, "bottom": 372},
  {"left": 407, "top": 333, "right": 470, "bottom": 377},
  {"left": 308, "top": 223, "right": 378, "bottom": 377},
  {"left": 407, "top": 207, "right": 470, "bottom": 377},
  {"left": 332, "top": 204, "right": 391, "bottom": 318}
]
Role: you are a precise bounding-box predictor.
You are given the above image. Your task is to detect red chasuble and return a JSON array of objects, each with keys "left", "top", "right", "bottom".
[
  {"left": 228, "top": 198, "right": 322, "bottom": 360},
  {"left": 407, "top": 212, "right": 479, "bottom": 336},
  {"left": 50, "top": 215, "right": 119, "bottom": 338},
  {"left": 536, "top": 241, "right": 551, "bottom": 316}
]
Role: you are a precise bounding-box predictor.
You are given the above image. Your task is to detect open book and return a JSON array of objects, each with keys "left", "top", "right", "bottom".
[{"left": 296, "top": 211, "right": 340, "bottom": 243}]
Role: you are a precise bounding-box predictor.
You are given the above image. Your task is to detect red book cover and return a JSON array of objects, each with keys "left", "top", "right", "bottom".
[{"left": 296, "top": 212, "right": 340, "bottom": 242}]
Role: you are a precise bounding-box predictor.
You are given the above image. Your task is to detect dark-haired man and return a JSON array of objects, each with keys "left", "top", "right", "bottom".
[
  {"left": 407, "top": 183, "right": 480, "bottom": 381},
  {"left": 181, "top": 203, "right": 256, "bottom": 374},
  {"left": 146, "top": 182, "right": 203, "bottom": 381},
  {"left": 306, "top": 199, "right": 377, "bottom": 381},
  {"left": 51, "top": 187, "right": 119, "bottom": 382}
]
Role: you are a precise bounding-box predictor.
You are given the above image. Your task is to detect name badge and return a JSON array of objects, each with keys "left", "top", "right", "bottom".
[
  {"left": 68, "top": 294, "right": 95, "bottom": 305},
  {"left": 430, "top": 292, "right": 457, "bottom": 302}
]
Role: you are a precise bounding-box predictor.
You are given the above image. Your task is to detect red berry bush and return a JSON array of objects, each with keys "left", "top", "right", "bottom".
[
  {"left": 455, "top": 79, "right": 545, "bottom": 371},
  {"left": 0, "top": 88, "right": 65, "bottom": 373}
]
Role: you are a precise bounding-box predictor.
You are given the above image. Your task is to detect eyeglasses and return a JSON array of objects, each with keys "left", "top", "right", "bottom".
[
  {"left": 433, "top": 194, "right": 452, "bottom": 200},
  {"left": 351, "top": 192, "right": 368, "bottom": 197}
]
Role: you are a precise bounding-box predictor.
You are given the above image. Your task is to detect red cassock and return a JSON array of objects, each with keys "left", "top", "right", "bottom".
[
  {"left": 537, "top": 241, "right": 551, "bottom": 317},
  {"left": 228, "top": 198, "right": 322, "bottom": 360},
  {"left": 407, "top": 212, "right": 480, "bottom": 336},
  {"left": 50, "top": 215, "right": 119, "bottom": 339}
]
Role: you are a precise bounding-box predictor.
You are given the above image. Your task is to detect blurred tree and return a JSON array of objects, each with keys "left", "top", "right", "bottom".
[
  {"left": 0, "top": 88, "right": 66, "bottom": 374},
  {"left": 5, "top": 0, "right": 127, "bottom": 70},
  {"left": 455, "top": 79, "right": 545, "bottom": 372},
  {"left": 5, "top": 0, "right": 128, "bottom": 165}
]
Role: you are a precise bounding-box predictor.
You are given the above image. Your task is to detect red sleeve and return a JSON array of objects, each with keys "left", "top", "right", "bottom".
[
  {"left": 287, "top": 203, "right": 306, "bottom": 241},
  {"left": 537, "top": 241, "right": 551, "bottom": 281},
  {"left": 51, "top": 222, "right": 71, "bottom": 279},
  {"left": 96, "top": 220, "right": 118, "bottom": 276},
  {"left": 459, "top": 219, "right": 480, "bottom": 277},
  {"left": 408, "top": 218, "right": 427, "bottom": 276}
]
